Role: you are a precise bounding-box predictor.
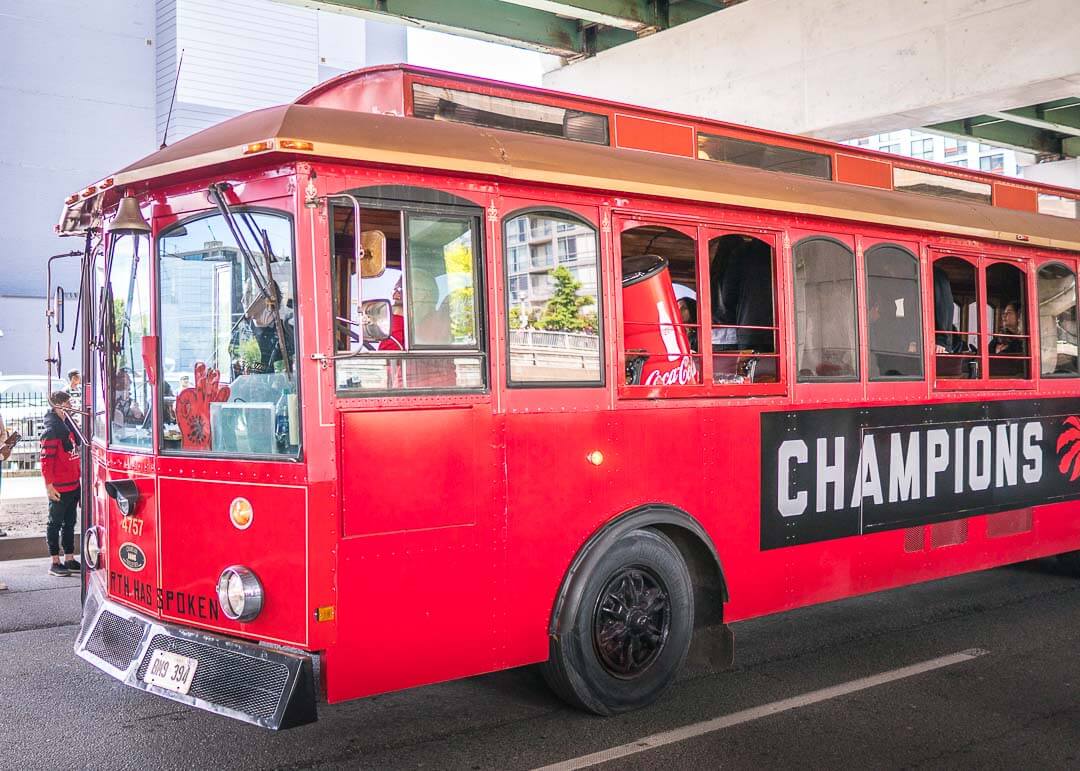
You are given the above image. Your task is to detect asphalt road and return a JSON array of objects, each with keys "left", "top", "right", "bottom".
[{"left": 4, "top": 556, "right": 1080, "bottom": 770}]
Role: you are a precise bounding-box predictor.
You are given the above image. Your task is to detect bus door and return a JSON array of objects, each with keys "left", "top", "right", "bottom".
[{"left": 324, "top": 189, "right": 503, "bottom": 697}]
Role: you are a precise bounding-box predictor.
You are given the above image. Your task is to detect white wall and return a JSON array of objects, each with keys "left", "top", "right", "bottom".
[
  {"left": 544, "top": 0, "right": 1080, "bottom": 141},
  {"left": 1022, "top": 158, "right": 1080, "bottom": 189},
  {"left": 0, "top": 0, "right": 157, "bottom": 298}
]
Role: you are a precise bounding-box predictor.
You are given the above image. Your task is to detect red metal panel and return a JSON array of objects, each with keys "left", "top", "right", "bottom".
[
  {"left": 614, "top": 114, "right": 695, "bottom": 158},
  {"left": 157, "top": 476, "right": 309, "bottom": 646},
  {"left": 994, "top": 182, "right": 1038, "bottom": 212},
  {"left": 835, "top": 153, "right": 893, "bottom": 189},
  {"left": 339, "top": 407, "right": 482, "bottom": 536}
]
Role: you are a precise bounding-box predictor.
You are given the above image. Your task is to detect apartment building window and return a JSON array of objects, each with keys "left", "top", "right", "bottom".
[
  {"left": 911, "top": 138, "right": 934, "bottom": 159},
  {"left": 980, "top": 154, "right": 1005, "bottom": 173},
  {"left": 944, "top": 138, "right": 964, "bottom": 157},
  {"left": 880, "top": 143, "right": 901, "bottom": 155}
]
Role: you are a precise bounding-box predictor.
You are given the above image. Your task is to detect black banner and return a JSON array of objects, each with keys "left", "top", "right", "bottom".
[{"left": 760, "top": 398, "right": 1080, "bottom": 550}]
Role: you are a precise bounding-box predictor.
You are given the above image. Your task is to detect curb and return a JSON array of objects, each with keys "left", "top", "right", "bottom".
[{"left": 0, "top": 536, "right": 79, "bottom": 562}]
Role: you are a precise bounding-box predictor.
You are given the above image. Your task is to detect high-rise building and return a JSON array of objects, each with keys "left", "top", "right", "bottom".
[{"left": 844, "top": 130, "right": 1034, "bottom": 176}]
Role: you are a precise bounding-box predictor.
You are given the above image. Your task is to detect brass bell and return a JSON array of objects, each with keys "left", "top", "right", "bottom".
[{"left": 106, "top": 191, "right": 151, "bottom": 234}]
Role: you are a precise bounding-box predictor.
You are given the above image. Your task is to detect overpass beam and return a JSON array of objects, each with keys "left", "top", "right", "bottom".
[
  {"left": 927, "top": 117, "right": 1065, "bottom": 157},
  {"left": 277, "top": 0, "right": 635, "bottom": 56}
]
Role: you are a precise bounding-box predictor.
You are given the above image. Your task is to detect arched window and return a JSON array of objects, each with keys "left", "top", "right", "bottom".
[
  {"left": 794, "top": 238, "right": 857, "bottom": 380},
  {"left": 933, "top": 256, "right": 979, "bottom": 379},
  {"left": 504, "top": 210, "right": 601, "bottom": 384},
  {"left": 1038, "top": 263, "right": 1078, "bottom": 376},
  {"left": 865, "top": 244, "right": 922, "bottom": 379},
  {"left": 986, "top": 262, "right": 1030, "bottom": 379}
]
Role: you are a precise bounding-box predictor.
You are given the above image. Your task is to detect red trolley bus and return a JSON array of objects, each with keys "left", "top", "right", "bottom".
[{"left": 56, "top": 65, "right": 1080, "bottom": 728}]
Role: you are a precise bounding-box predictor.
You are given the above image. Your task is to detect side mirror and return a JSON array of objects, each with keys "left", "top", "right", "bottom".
[
  {"left": 55, "top": 287, "right": 65, "bottom": 333},
  {"left": 360, "top": 230, "right": 386, "bottom": 278},
  {"left": 361, "top": 299, "right": 392, "bottom": 341}
]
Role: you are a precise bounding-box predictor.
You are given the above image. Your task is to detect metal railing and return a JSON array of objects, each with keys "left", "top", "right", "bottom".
[
  {"left": 508, "top": 329, "right": 600, "bottom": 352},
  {"left": 0, "top": 392, "right": 49, "bottom": 471}
]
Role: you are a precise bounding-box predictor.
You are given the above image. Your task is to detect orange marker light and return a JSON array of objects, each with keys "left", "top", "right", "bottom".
[
  {"left": 64, "top": 194, "right": 79, "bottom": 205},
  {"left": 243, "top": 140, "right": 274, "bottom": 155},
  {"left": 315, "top": 606, "right": 336, "bottom": 622},
  {"left": 100, "top": 177, "right": 115, "bottom": 189},
  {"left": 279, "top": 139, "right": 314, "bottom": 151},
  {"left": 81, "top": 185, "right": 97, "bottom": 198}
]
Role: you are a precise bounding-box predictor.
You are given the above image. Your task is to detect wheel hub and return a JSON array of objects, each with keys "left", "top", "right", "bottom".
[{"left": 592, "top": 566, "right": 671, "bottom": 679}]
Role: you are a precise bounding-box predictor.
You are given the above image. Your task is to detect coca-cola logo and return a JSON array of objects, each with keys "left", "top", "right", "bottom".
[{"left": 644, "top": 356, "right": 698, "bottom": 386}]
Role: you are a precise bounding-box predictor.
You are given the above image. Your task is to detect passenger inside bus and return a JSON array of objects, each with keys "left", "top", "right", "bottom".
[
  {"left": 865, "top": 244, "right": 921, "bottom": 379},
  {"left": 990, "top": 302, "right": 1024, "bottom": 355}
]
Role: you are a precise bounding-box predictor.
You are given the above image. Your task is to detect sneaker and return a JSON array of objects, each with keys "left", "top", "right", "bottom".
[
  {"left": 64, "top": 558, "right": 81, "bottom": 572},
  {"left": 48, "top": 563, "right": 70, "bottom": 577}
]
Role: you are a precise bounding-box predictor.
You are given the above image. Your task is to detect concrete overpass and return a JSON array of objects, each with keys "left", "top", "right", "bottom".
[{"left": 280, "top": 0, "right": 1080, "bottom": 159}]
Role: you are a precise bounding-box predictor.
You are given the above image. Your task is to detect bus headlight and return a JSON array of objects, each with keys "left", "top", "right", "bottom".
[
  {"left": 216, "top": 565, "right": 263, "bottom": 622},
  {"left": 84, "top": 528, "right": 102, "bottom": 569}
]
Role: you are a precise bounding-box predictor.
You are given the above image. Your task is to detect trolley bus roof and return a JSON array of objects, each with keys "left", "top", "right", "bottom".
[{"left": 59, "top": 101, "right": 1080, "bottom": 252}]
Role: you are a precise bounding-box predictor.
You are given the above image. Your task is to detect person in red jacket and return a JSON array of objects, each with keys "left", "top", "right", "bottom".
[{"left": 41, "top": 391, "right": 81, "bottom": 577}]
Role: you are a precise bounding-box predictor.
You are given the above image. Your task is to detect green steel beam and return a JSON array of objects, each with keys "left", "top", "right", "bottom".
[
  {"left": 277, "top": 0, "right": 591, "bottom": 56},
  {"left": 276, "top": 0, "right": 725, "bottom": 57},
  {"left": 926, "top": 116, "right": 1066, "bottom": 157}
]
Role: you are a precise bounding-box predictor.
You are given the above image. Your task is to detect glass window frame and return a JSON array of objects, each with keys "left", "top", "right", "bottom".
[
  {"left": 930, "top": 250, "right": 1036, "bottom": 391},
  {"left": 330, "top": 193, "right": 489, "bottom": 397},
  {"left": 154, "top": 206, "right": 304, "bottom": 461},
  {"left": 793, "top": 235, "right": 860, "bottom": 384},
  {"left": 864, "top": 242, "right": 925, "bottom": 382},
  {"left": 1037, "top": 258, "right": 1080, "bottom": 379},
  {"left": 102, "top": 230, "right": 155, "bottom": 453},
  {"left": 503, "top": 206, "right": 604, "bottom": 389}
]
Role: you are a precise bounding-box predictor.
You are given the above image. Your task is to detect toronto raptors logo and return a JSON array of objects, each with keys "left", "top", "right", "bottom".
[{"left": 1056, "top": 416, "right": 1080, "bottom": 481}]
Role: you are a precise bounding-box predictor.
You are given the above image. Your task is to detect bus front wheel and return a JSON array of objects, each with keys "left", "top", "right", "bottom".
[{"left": 543, "top": 528, "right": 694, "bottom": 715}]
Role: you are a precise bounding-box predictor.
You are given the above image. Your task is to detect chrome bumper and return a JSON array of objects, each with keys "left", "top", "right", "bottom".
[{"left": 74, "top": 582, "right": 317, "bottom": 729}]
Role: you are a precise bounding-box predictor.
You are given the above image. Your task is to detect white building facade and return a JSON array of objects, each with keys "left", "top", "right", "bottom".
[{"left": 1, "top": 0, "right": 404, "bottom": 375}]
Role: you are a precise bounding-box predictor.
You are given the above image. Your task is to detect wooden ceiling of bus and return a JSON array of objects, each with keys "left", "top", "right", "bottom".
[{"left": 109, "top": 103, "right": 1080, "bottom": 252}]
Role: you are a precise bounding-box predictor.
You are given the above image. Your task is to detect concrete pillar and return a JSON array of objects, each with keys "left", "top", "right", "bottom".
[{"left": 543, "top": 0, "right": 1080, "bottom": 140}]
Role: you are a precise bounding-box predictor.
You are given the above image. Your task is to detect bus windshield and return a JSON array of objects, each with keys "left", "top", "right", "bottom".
[{"left": 157, "top": 210, "right": 300, "bottom": 458}]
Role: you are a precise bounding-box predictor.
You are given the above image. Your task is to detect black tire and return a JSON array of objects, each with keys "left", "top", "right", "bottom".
[{"left": 543, "top": 528, "right": 694, "bottom": 715}]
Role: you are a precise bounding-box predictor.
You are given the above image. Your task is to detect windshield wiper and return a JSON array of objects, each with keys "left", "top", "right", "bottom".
[{"left": 207, "top": 182, "right": 293, "bottom": 377}]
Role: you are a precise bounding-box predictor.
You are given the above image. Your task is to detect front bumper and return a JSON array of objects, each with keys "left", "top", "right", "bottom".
[{"left": 74, "top": 583, "right": 317, "bottom": 729}]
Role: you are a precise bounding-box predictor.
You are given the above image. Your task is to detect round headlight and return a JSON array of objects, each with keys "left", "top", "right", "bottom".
[
  {"left": 84, "top": 528, "right": 101, "bottom": 569},
  {"left": 216, "top": 565, "right": 263, "bottom": 622}
]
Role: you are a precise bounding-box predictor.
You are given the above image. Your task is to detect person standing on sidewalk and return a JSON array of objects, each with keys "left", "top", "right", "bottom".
[{"left": 40, "top": 391, "right": 81, "bottom": 577}]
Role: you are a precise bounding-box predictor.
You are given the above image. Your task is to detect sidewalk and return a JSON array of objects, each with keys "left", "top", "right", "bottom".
[{"left": 1, "top": 473, "right": 48, "bottom": 540}]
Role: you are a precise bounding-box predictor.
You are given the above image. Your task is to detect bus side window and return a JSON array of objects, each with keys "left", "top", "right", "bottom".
[
  {"left": 709, "top": 234, "right": 778, "bottom": 383},
  {"left": 986, "top": 262, "right": 1031, "bottom": 379},
  {"left": 332, "top": 203, "right": 486, "bottom": 393},
  {"left": 934, "top": 257, "right": 980, "bottom": 379},
  {"left": 504, "top": 211, "right": 602, "bottom": 385},
  {"left": 793, "top": 237, "right": 857, "bottom": 381},
  {"left": 865, "top": 244, "right": 922, "bottom": 380},
  {"left": 619, "top": 225, "right": 700, "bottom": 387},
  {"left": 1038, "top": 263, "right": 1079, "bottom": 376}
]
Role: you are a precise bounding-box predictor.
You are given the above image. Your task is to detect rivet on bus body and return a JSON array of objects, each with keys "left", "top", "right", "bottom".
[{"left": 587, "top": 450, "right": 604, "bottom": 466}]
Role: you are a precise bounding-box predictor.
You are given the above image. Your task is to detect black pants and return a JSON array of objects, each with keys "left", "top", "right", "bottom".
[{"left": 47, "top": 487, "right": 79, "bottom": 557}]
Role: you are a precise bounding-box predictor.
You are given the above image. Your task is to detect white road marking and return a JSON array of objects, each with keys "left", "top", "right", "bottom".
[{"left": 534, "top": 648, "right": 988, "bottom": 771}]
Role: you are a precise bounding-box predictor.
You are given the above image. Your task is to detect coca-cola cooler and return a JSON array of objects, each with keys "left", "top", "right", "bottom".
[{"left": 621, "top": 255, "right": 697, "bottom": 385}]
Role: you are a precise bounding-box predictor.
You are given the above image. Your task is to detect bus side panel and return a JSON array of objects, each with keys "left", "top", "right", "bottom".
[{"left": 326, "top": 405, "right": 503, "bottom": 703}]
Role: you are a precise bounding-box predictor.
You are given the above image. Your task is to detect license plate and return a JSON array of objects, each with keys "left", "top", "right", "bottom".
[{"left": 143, "top": 649, "right": 198, "bottom": 695}]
